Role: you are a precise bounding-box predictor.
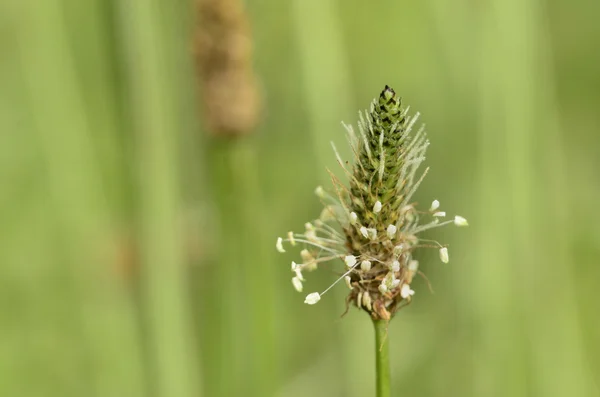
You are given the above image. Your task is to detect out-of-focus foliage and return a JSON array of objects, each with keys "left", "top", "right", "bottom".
[{"left": 1, "top": 0, "right": 599, "bottom": 396}]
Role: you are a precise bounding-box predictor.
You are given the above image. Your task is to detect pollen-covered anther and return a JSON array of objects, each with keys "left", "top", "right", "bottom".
[
  {"left": 292, "top": 277, "right": 303, "bottom": 292},
  {"left": 304, "top": 292, "right": 321, "bottom": 305},
  {"left": 386, "top": 224, "right": 397, "bottom": 239},
  {"left": 362, "top": 292, "right": 373, "bottom": 311},
  {"left": 373, "top": 200, "right": 382, "bottom": 213},
  {"left": 305, "top": 222, "right": 317, "bottom": 241},
  {"left": 454, "top": 216, "right": 469, "bottom": 226},
  {"left": 319, "top": 206, "right": 336, "bottom": 222},
  {"left": 350, "top": 212, "right": 358, "bottom": 225},
  {"left": 366, "top": 228, "right": 377, "bottom": 240},
  {"left": 276, "top": 237, "right": 285, "bottom": 253},
  {"left": 433, "top": 211, "right": 446, "bottom": 217},
  {"left": 356, "top": 292, "right": 363, "bottom": 309},
  {"left": 439, "top": 247, "right": 449, "bottom": 263},
  {"left": 407, "top": 260, "right": 419, "bottom": 282},
  {"left": 391, "top": 279, "right": 401, "bottom": 289},
  {"left": 391, "top": 260, "right": 400, "bottom": 272},
  {"left": 430, "top": 200, "right": 440, "bottom": 211},
  {"left": 287, "top": 231, "right": 296, "bottom": 246},
  {"left": 360, "top": 226, "right": 368, "bottom": 238},
  {"left": 344, "top": 276, "right": 352, "bottom": 290},
  {"left": 291, "top": 261, "right": 305, "bottom": 281},
  {"left": 378, "top": 283, "right": 388, "bottom": 295},
  {"left": 393, "top": 244, "right": 405, "bottom": 257},
  {"left": 360, "top": 260, "right": 372, "bottom": 272},
  {"left": 315, "top": 185, "right": 325, "bottom": 198},
  {"left": 345, "top": 255, "right": 357, "bottom": 268},
  {"left": 400, "top": 283, "right": 415, "bottom": 299},
  {"left": 408, "top": 260, "right": 419, "bottom": 273}
]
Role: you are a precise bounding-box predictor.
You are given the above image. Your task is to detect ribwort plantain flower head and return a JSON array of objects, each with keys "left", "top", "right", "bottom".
[{"left": 276, "top": 86, "right": 468, "bottom": 321}]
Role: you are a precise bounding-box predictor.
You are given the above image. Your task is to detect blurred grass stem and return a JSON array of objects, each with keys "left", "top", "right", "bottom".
[{"left": 373, "top": 319, "right": 391, "bottom": 397}]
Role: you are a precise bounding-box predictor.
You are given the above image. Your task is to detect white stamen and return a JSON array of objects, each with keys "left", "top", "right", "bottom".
[
  {"left": 362, "top": 292, "right": 372, "bottom": 311},
  {"left": 440, "top": 247, "right": 449, "bottom": 263},
  {"left": 391, "top": 279, "right": 401, "bottom": 289},
  {"left": 393, "top": 244, "right": 404, "bottom": 257},
  {"left": 350, "top": 212, "right": 358, "bottom": 225},
  {"left": 276, "top": 237, "right": 285, "bottom": 253},
  {"left": 391, "top": 260, "right": 400, "bottom": 272},
  {"left": 379, "top": 283, "right": 388, "bottom": 294},
  {"left": 367, "top": 228, "right": 377, "bottom": 240},
  {"left": 433, "top": 211, "right": 446, "bottom": 217},
  {"left": 315, "top": 186, "right": 325, "bottom": 198},
  {"left": 430, "top": 200, "right": 440, "bottom": 211},
  {"left": 360, "top": 226, "right": 369, "bottom": 238},
  {"left": 300, "top": 249, "right": 313, "bottom": 263},
  {"left": 344, "top": 276, "right": 352, "bottom": 289},
  {"left": 319, "top": 206, "right": 336, "bottom": 222},
  {"left": 408, "top": 260, "right": 419, "bottom": 273},
  {"left": 304, "top": 292, "right": 321, "bottom": 305},
  {"left": 287, "top": 231, "right": 296, "bottom": 246},
  {"left": 292, "top": 277, "right": 303, "bottom": 292},
  {"left": 373, "top": 201, "right": 382, "bottom": 213},
  {"left": 454, "top": 216, "right": 469, "bottom": 226},
  {"left": 345, "top": 255, "right": 357, "bottom": 268},
  {"left": 400, "top": 284, "right": 415, "bottom": 299},
  {"left": 386, "top": 224, "right": 397, "bottom": 239},
  {"left": 361, "top": 260, "right": 372, "bottom": 272},
  {"left": 294, "top": 267, "right": 305, "bottom": 281}
]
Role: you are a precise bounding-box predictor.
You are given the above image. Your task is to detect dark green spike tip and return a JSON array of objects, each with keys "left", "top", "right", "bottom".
[{"left": 381, "top": 85, "right": 395, "bottom": 101}]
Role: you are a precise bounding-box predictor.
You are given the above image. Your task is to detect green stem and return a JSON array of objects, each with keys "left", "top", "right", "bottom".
[{"left": 373, "top": 319, "right": 391, "bottom": 397}]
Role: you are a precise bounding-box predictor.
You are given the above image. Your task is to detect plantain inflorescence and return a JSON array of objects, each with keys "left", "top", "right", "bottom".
[{"left": 276, "top": 86, "right": 468, "bottom": 321}]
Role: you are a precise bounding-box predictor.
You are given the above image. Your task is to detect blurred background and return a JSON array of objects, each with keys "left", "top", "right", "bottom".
[{"left": 1, "top": 0, "right": 599, "bottom": 396}]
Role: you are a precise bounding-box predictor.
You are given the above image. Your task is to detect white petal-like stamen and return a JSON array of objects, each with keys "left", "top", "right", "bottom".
[
  {"left": 439, "top": 247, "right": 449, "bottom": 263},
  {"left": 373, "top": 201, "right": 382, "bottom": 213},
  {"left": 294, "top": 267, "right": 305, "bottom": 281},
  {"left": 454, "top": 216, "right": 468, "bottom": 226},
  {"left": 350, "top": 212, "right": 358, "bottom": 225},
  {"left": 379, "top": 283, "right": 388, "bottom": 294},
  {"left": 292, "top": 277, "right": 303, "bottom": 292},
  {"left": 276, "top": 237, "right": 285, "bottom": 253},
  {"left": 391, "top": 279, "right": 401, "bottom": 289},
  {"left": 361, "top": 260, "right": 372, "bottom": 272},
  {"left": 304, "top": 292, "right": 321, "bottom": 305},
  {"left": 315, "top": 186, "right": 325, "bottom": 198},
  {"left": 400, "top": 283, "right": 415, "bottom": 299},
  {"left": 360, "top": 226, "right": 369, "bottom": 238},
  {"left": 344, "top": 276, "right": 352, "bottom": 289},
  {"left": 345, "top": 255, "right": 357, "bottom": 268},
  {"left": 408, "top": 260, "right": 419, "bottom": 273},
  {"left": 287, "top": 231, "right": 296, "bottom": 246},
  {"left": 386, "top": 224, "right": 397, "bottom": 239},
  {"left": 366, "top": 228, "right": 377, "bottom": 240},
  {"left": 391, "top": 260, "right": 400, "bottom": 272},
  {"left": 433, "top": 211, "right": 446, "bottom": 217},
  {"left": 393, "top": 244, "right": 404, "bottom": 257},
  {"left": 362, "top": 292, "right": 372, "bottom": 311},
  {"left": 430, "top": 200, "right": 440, "bottom": 211},
  {"left": 300, "top": 249, "right": 313, "bottom": 263}
]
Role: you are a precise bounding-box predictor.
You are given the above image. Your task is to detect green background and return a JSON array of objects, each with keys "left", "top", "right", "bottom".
[{"left": 1, "top": 0, "right": 599, "bottom": 396}]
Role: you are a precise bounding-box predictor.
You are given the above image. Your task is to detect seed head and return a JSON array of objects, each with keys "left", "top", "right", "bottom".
[{"left": 276, "top": 86, "right": 467, "bottom": 320}]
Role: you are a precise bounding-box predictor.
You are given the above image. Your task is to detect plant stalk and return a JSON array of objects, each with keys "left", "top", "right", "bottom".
[{"left": 373, "top": 319, "right": 391, "bottom": 397}]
